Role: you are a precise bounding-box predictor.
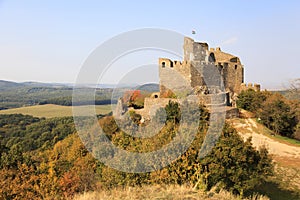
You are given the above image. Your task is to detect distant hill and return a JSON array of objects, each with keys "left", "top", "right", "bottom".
[
  {"left": 0, "top": 80, "right": 71, "bottom": 90},
  {"left": 0, "top": 80, "right": 159, "bottom": 110},
  {"left": 0, "top": 80, "right": 22, "bottom": 90},
  {"left": 272, "top": 89, "right": 300, "bottom": 101},
  {"left": 135, "top": 83, "right": 159, "bottom": 92},
  {"left": 0, "top": 80, "right": 118, "bottom": 109},
  {"left": 21, "top": 81, "right": 69, "bottom": 88}
]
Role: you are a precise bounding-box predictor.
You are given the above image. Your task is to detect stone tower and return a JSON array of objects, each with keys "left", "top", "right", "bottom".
[{"left": 158, "top": 37, "right": 245, "bottom": 105}]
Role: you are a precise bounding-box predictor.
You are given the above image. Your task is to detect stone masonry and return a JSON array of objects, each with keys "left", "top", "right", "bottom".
[
  {"left": 117, "top": 37, "right": 260, "bottom": 120},
  {"left": 158, "top": 37, "right": 249, "bottom": 102}
]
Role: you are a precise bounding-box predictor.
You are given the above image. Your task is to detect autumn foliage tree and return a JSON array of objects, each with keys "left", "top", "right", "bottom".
[
  {"left": 237, "top": 89, "right": 298, "bottom": 138},
  {"left": 100, "top": 101, "right": 273, "bottom": 196},
  {"left": 258, "top": 94, "right": 297, "bottom": 136},
  {"left": 0, "top": 104, "right": 275, "bottom": 199},
  {"left": 123, "top": 90, "right": 149, "bottom": 109},
  {"left": 199, "top": 125, "right": 273, "bottom": 196},
  {"left": 236, "top": 89, "right": 268, "bottom": 113}
]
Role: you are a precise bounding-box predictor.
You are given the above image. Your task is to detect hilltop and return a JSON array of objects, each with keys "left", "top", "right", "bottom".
[
  {"left": 0, "top": 80, "right": 22, "bottom": 90},
  {"left": 0, "top": 80, "right": 159, "bottom": 110}
]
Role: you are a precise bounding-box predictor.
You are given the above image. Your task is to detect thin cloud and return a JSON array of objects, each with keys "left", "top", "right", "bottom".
[{"left": 221, "top": 37, "right": 238, "bottom": 45}]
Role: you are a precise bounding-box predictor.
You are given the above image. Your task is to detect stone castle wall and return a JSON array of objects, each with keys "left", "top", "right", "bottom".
[
  {"left": 135, "top": 97, "right": 178, "bottom": 119},
  {"left": 115, "top": 37, "right": 260, "bottom": 123},
  {"left": 159, "top": 37, "right": 245, "bottom": 100},
  {"left": 222, "top": 62, "right": 244, "bottom": 94},
  {"left": 158, "top": 58, "right": 193, "bottom": 96},
  {"left": 240, "top": 83, "right": 261, "bottom": 92},
  {"left": 210, "top": 48, "right": 244, "bottom": 95},
  {"left": 137, "top": 92, "right": 229, "bottom": 120}
]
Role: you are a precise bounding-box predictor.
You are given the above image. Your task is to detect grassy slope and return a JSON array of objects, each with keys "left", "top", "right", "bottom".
[
  {"left": 73, "top": 185, "right": 269, "bottom": 200},
  {"left": 0, "top": 104, "right": 112, "bottom": 118},
  {"left": 2, "top": 105, "right": 299, "bottom": 199},
  {"left": 231, "top": 109, "right": 300, "bottom": 147},
  {"left": 229, "top": 112, "right": 300, "bottom": 199},
  {"left": 235, "top": 118, "right": 300, "bottom": 147}
]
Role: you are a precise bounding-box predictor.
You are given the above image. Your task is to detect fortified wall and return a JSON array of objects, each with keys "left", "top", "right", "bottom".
[
  {"left": 240, "top": 83, "right": 261, "bottom": 92},
  {"left": 158, "top": 37, "right": 244, "bottom": 105},
  {"left": 116, "top": 37, "right": 259, "bottom": 120},
  {"left": 141, "top": 37, "right": 252, "bottom": 119}
]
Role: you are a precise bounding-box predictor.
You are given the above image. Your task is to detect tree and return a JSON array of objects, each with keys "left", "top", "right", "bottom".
[
  {"left": 99, "top": 116, "right": 119, "bottom": 137},
  {"left": 236, "top": 89, "right": 267, "bottom": 113},
  {"left": 122, "top": 90, "right": 150, "bottom": 109},
  {"left": 160, "top": 89, "right": 176, "bottom": 98},
  {"left": 237, "top": 89, "right": 299, "bottom": 139},
  {"left": 258, "top": 94, "right": 297, "bottom": 136},
  {"left": 199, "top": 125, "right": 273, "bottom": 196},
  {"left": 287, "top": 78, "right": 300, "bottom": 100},
  {"left": 0, "top": 163, "right": 43, "bottom": 200},
  {"left": 129, "top": 110, "right": 142, "bottom": 124},
  {"left": 149, "top": 103, "right": 273, "bottom": 196},
  {"left": 0, "top": 144, "right": 24, "bottom": 169},
  {"left": 165, "top": 101, "right": 181, "bottom": 123}
]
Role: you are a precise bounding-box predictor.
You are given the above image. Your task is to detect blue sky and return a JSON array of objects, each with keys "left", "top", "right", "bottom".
[{"left": 0, "top": 0, "right": 299, "bottom": 89}]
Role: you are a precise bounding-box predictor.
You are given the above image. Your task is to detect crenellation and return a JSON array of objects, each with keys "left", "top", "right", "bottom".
[
  {"left": 158, "top": 37, "right": 257, "bottom": 106},
  {"left": 117, "top": 36, "right": 260, "bottom": 121},
  {"left": 240, "top": 83, "right": 261, "bottom": 92}
]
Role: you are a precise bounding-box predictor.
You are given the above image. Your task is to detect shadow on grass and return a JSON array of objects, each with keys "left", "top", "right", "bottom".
[{"left": 251, "top": 181, "right": 300, "bottom": 200}]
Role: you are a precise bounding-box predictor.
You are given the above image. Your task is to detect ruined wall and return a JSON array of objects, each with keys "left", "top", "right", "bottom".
[
  {"left": 158, "top": 37, "right": 246, "bottom": 106},
  {"left": 196, "top": 93, "right": 229, "bottom": 106},
  {"left": 183, "top": 37, "right": 208, "bottom": 61},
  {"left": 210, "top": 47, "right": 244, "bottom": 95},
  {"left": 137, "top": 94, "right": 230, "bottom": 120},
  {"left": 136, "top": 97, "right": 178, "bottom": 119},
  {"left": 240, "top": 83, "right": 261, "bottom": 92},
  {"left": 183, "top": 37, "right": 224, "bottom": 91},
  {"left": 220, "top": 62, "right": 244, "bottom": 94},
  {"left": 159, "top": 58, "right": 192, "bottom": 96},
  {"left": 190, "top": 62, "right": 204, "bottom": 87}
]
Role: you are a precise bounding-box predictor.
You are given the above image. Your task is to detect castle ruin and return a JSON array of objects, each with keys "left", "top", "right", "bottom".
[
  {"left": 158, "top": 37, "right": 246, "bottom": 104},
  {"left": 118, "top": 37, "right": 260, "bottom": 119}
]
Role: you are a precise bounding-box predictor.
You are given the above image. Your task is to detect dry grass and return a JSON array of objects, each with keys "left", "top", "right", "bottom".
[
  {"left": 73, "top": 185, "right": 269, "bottom": 200},
  {"left": 0, "top": 104, "right": 112, "bottom": 118},
  {"left": 229, "top": 114, "right": 300, "bottom": 199},
  {"left": 273, "top": 162, "right": 300, "bottom": 190},
  {"left": 229, "top": 117, "right": 300, "bottom": 148}
]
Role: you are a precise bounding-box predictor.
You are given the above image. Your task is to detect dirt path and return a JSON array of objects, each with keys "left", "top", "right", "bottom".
[
  {"left": 231, "top": 117, "right": 300, "bottom": 191},
  {"left": 232, "top": 118, "right": 300, "bottom": 158}
]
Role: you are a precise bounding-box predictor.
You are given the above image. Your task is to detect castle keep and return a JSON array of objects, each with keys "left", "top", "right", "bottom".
[
  {"left": 117, "top": 37, "right": 260, "bottom": 119},
  {"left": 158, "top": 37, "right": 246, "bottom": 105}
]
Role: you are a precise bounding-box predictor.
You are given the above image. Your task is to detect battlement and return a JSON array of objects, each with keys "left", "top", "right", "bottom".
[
  {"left": 183, "top": 37, "right": 209, "bottom": 61},
  {"left": 159, "top": 57, "right": 193, "bottom": 96},
  {"left": 158, "top": 37, "right": 247, "bottom": 102},
  {"left": 159, "top": 58, "right": 191, "bottom": 69},
  {"left": 240, "top": 83, "right": 261, "bottom": 92},
  {"left": 116, "top": 36, "right": 261, "bottom": 122}
]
